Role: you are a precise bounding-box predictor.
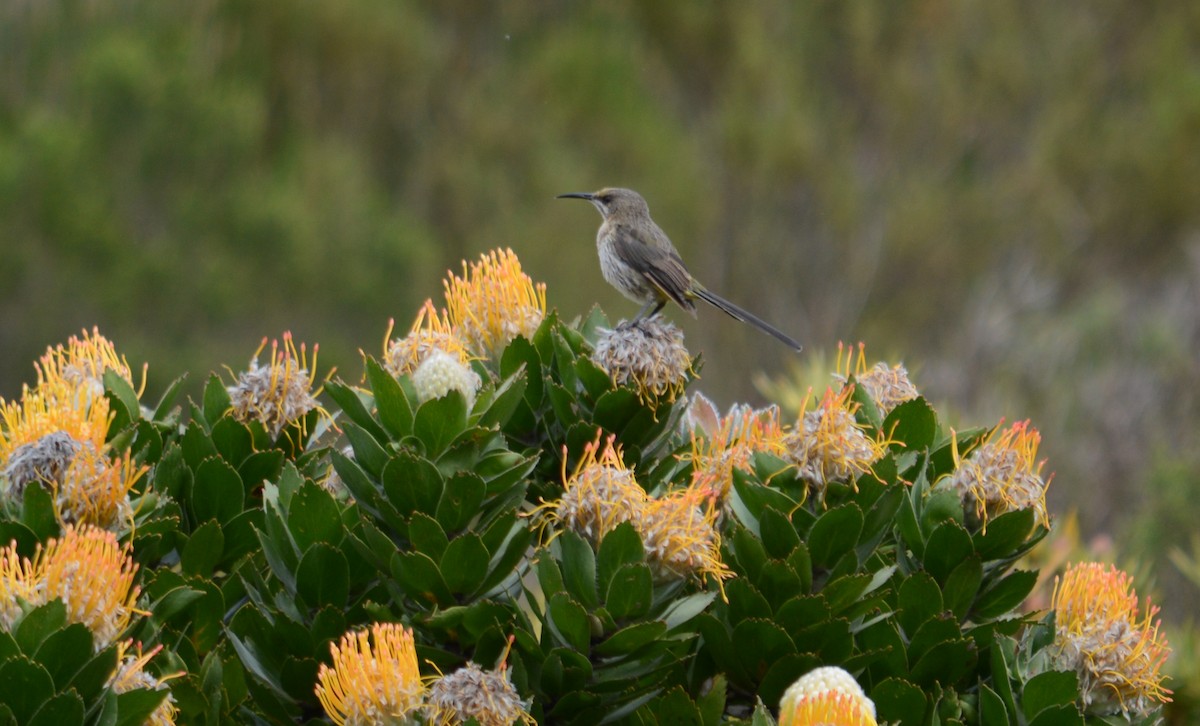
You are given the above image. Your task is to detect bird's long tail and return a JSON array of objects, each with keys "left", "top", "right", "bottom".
[{"left": 693, "top": 287, "right": 803, "bottom": 352}]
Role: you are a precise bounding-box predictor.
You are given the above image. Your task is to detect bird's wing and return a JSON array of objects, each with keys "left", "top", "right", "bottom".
[{"left": 612, "top": 222, "right": 697, "bottom": 311}]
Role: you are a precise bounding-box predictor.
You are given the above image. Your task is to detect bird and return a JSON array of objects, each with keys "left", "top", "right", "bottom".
[{"left": 557, "top": 187, "right": 803, "bottom": 351}]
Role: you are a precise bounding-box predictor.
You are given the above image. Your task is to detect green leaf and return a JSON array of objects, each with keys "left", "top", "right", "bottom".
[
  {"left": 407, "top": 513, "right": 449, "bottom": 562},
  {"left": 238, "top": 450, "right": 284, "bottom": 490},
  {"left": 342, "top": 420, "right": 390, "bottom": 479},
  {"left": 115, "top": 688, "right": 169, "bottom": 726},
  {"left": 942, "top": 556, "right": 983, "bottom": 619},
  {"left": 597, "top": 522, "right": 644, "bottom": 595},
  {"left": 323, "top": 380, "right": 390, "bottom": 443},
  {"left": 297, "top": 543, "right": 351, "bottom": 608},
  {"left": 440, "top": 535, "right": 490, "bottom": 595},
  {"left": 974, "top": 570, "right": 1038, "bottom": 620},
  {"left": 0, "top": 657, "right": 55, "bottom": 723},
  {"left": 477, "top": 368, "right": 528, "bottom": 429},
  {"left": 808, "top": 504, "right": 864, "bottom": 568},
  {"left": 821, "top": 573, "right": 874, "bottom": 615},
  {"left": 730, "top": 474, "right": 800, "bottom": 535},
  {"left": 366, "top": 356, "right": 413, "bottom": 438},
  {"left": 181, "top": 519, "right": 225, "bottom": 576},
  {"left": 1022, "top": 670, "right": 1080, "bottom": 721},
  {"left": 727, "top": 579, "right": 772, "bottom": 623},
  {"left": 103, "top": 368, "right": 141, "bottom": 425},
  {"left": 32, "top": 622, "right": 92, "bottom": 689},
  {"left": 732, "top": 620, "right": 795, "bottom": 684},
  {"left": 391, "top": 551, "right": 452, "bottom": 606},
  {"left": 698, "top": 673, "right": 727, "bottom": 726},
  {"left": 923, "top": 521, "right": 974, "bottom": 583},
  {"left": 884, "top": 398, "right": 937, "bottom": 451},
  {"left": 288, "top": 481, "right": 344, "bottom": 550},
  {"left": 921, "top": 488, "right": 965, "bottom": 534},
  {"left": 28, "top": 690, "right": 84, "bottom": 726},
  {"left": 559, "top": 530, "right": 598, "bottom": 609},
  {"left": 211, "top": 416, "right": 253, "bottom": 467},
  {"left": 192, "top": 457, "right": 244, "bottom": 526},
  {"left": 14, "top": 601, "right": 67, "bottom": 654},
  {"left": 605, "top": 563, "right": 653, "bottom": 620},
  {"left": 594, "top": 621, "right": 668, "bottom": 657},
  {"left": 872, "top": 677, "right": 928, "bottom": 725},
  {"left": 547, "top": 593, "right": 590, "bottom": 652},
  {"left": 66, "top": 644, "right": 118, "bottom": 705},
  {"left": 413, "top": 390, "right": 469, "bottom": 458},
  {"left": 974, "top": 508, "right": 1037, "bottom": 560},
  {"left": 978, "top": 683, "right": 1010, "bottom": 726},
  {"left": 21, "top": 484, "right": 57, "bottom": 541},
  {"left": 1028, "top": 704, "right": 1084, "bottom": 726},
  {"left": 759, "top": 507, "right": 801, "bottom": 559},
  {"left": 435, "top": 472, "right": 486, "bottom": 533},
  {"left": 898, "top": 572, "right": 945, "bottom": 634},
  {"left": 732, "top": 526, "right": 769, "bottom": 581},
  {"left": 202, "top": 373, "right": 232, "bottom": 424},
  {"left": 382, "top": 451, "right": 444, "bottom": 517},
  {"left": 909, "top": 637, "right": 977, "bottom": 689}
]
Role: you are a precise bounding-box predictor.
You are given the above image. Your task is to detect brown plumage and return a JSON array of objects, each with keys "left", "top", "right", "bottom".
[{"left": 557, "top": 187, "right": 803, "bottom": 352}]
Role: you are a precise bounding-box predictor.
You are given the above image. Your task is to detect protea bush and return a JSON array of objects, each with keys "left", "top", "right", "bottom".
[{"left": 0, "top": 249, "right": 1171, "bottom": 725}]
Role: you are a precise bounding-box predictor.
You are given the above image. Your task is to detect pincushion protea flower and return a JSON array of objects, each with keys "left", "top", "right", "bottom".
[
  {"left": 411, "top": 350, "right": 482, "bottom": 409},
  {"left": 425, "top": 640, "right": 533, "bottom": 726},
  {"left": 778, "top": 665, "right": 877, "bottom": 726},
  {"left": 444, "top": 248, "right": 546, "bottom": 357},
  {"left": 0, "top": 524, "right": 142, "bottom": 649},
  {"left": 783, "top": 387, "right": 885, "bottom": 491},
  {"left": 227, "top": 332, "right": 328, "bottom": 437},
  {"left": 315, "top": 622, "right": 424, "bottom": 726},
  {"left": 109, "top": 641, "right": 181, "bottom": 726},
  {"left": 591, "top": 316, "right": 692, "bottom": 402},
  {"left": 384, "top": 300, "right": 473, "bottom": 378},
  {"left": 34, "top": 326, "right": 145, "bottom": 405},
  {"left": 943, "top": 419, "right": 1051, "bottom": 530},
  {"left": 835, "top": 341, "right": 918, "bottom": 415},
  {"left": 685, "top": 392, "right": 789, "bottom": 502},
  {"left": 540, "top": 433, "right": 730, "bottom": 590},
  {"left": 1051, "top": 562, "right": 1171, "bottom": 717}
]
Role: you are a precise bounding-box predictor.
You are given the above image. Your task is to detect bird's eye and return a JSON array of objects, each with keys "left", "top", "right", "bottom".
[{"left": 600, "top": 194, "right": 612, "bottom": 204}]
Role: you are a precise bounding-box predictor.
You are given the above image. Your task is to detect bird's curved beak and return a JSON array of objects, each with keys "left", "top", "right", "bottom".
[{"left": 556, "top": 192, "right": 594, "bottom": 201}]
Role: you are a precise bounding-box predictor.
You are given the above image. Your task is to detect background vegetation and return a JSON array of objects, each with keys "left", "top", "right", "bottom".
[{"left": 1, "top": 0, "right": 1197, "bottom": 626}]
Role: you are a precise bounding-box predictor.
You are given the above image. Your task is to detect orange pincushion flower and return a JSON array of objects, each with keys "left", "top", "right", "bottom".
[
  {"left": 944, "top": 420, "right": 1051, "bottom": 530},
  {"left": 1052, "top": 562, "right": 1171, "bottom": 716},
  {"left": 783, "top": 387, "right": 885, "bottom": 491},
  {"left": 315, "top": 622, "right": 424, "bottom": 726},
  {"left": 444, "top": 248, "right": 546, "bottom": 357}
]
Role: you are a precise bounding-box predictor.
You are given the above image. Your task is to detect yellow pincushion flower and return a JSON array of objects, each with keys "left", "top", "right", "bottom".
[
  {"left": 1052, "top": 562, "right": 1171, "bottom": 717},
  {"left": 783, "top": 387, "right": 885, "bottom": 491},
  {"left": 686, "top": 393, "right": 789, "bottom": 502},
  {"left": 636, "top": 485, "right": 732, "bottom": 589},
  {"left": 0, "top": 524, "right": 142, "bottom": 648},
  {"left": 226, "top": 333, "right": 328, "bottom": 437},
  {"left": 547, "top": 434, "right": 648, "bottom": 547},
  {"left": 35, "top": 326, "right": 145, "bottom": 405},
  {"left": 444, "top": 248, "right": 546, "bottom": 357},
  {"left": 384, "top": 300, "right": 473, "bottom": 378},
  {"left": 778, "top": 665, "right": 877, "bottom": 726},
  {"left": 315, "top": 622, "right": 425, "bottom": 726},
  {"left": 943, "top": 420, "right": 1051, "bottom": 530},
  {"left": 109, "top": 641, "right": 181, "bottom": 726},
  {"left": 835, "top": 342, "right": 918, "bottom": 415},
  {"left": 56, "top": 446, "right": 146, "bottom": 529}
]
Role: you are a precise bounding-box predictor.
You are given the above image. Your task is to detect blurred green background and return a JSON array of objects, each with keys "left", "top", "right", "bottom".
[{"left": 2, "top": 3, "right": 1198, "bottom": 616}]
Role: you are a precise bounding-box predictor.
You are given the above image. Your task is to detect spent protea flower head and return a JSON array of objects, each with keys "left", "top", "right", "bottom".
[
  {"left": 783, "top": 387, "right": 885, "bottom": 491},
  {"left": 384, "top": 300, "right": 473, "bottom": 378},
  {"left": 227, "top": 333, "right": 327, "bottom": 437},
  {"left": 2, "top": 430, "right": 85, "bottom": 498},
  {"left": 0, "top": 524, "right": 142, "bottom": 648},
  {"left": 944, "top": 420, "right": 1051, "bottom": 530},
  {"left": 778, "top": 666, "right": 876, "bottom": 724},
  {"left": 35, "top": 326, "right": 145, "bottom": 405},
  {"left": 1051, "top": 562, "right": 1171, "bottom": 717},
  {"left": 686, "top": 392, "right": 789, "bottom": 502},
  {"left": 834, "top": 342, "right": 918, "bottom": 415},
  {"left": 315, "top": 622, "right": 424, "bottom": 726},
  {"left": 541, "top": 433, "right": 730, "bottom": 590},
  {"left": 412, "top": 350, "right": 482, "bottom": 409},
  {"left": 444, "top": 248, "right": 546, "bottom": 357},
  {"left": 591, "top": 315, "right": 692, "bottom": 402},
  {"left": 1, "top": 382, "right": 112, "bottom": 485},
  {"left": 636, "top": 485, "right": 732, "bottom": 588},
  {"left": 109, "top": 641, "right": 181, "bottom": 726},
  {"left": 549, "top": 434, "right": 648, "bottom": 547},
  {"left": 426, "top": 661, "right": 533, "bottom": 726}
]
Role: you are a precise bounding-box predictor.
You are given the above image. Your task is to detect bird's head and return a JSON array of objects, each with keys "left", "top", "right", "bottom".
[{"left": 556, "top": 187, "right": 649, "bottom": 220}]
